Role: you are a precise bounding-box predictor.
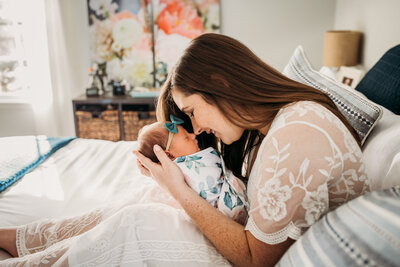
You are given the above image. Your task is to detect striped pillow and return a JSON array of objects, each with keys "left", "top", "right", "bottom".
[
  {"left": 277, "top": 186, "right": 400, "bottom": 266},
  {"left": 282, "top": 46, "right": 382, "bottom": 145}
]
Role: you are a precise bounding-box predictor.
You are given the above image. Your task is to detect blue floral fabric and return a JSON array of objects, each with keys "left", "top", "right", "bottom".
[{"left": 174, "top": 147, "right": 248, "bottom": 223}]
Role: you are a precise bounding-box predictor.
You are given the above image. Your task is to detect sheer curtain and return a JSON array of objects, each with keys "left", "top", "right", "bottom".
[{"left": 31, "top": 0, "right": 89, "bottom": 137}]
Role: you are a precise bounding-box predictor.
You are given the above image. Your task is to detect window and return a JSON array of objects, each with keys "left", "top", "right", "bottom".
[{"left": 0, "top": 0, "right": 30, "bottom": 102}]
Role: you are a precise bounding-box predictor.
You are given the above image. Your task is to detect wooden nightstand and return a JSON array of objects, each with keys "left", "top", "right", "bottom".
[{"left": 72, "top": 93, "right": 158, "bottom": 141}]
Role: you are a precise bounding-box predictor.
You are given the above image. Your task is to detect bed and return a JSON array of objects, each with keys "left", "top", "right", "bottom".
[{"left": 1, "top": 46, "right": 399, "bottom": 265}]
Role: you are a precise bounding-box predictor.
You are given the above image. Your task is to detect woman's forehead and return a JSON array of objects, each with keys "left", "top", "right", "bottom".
[{"left": 171, "top": 90, "right": 202, "bottom": 110}]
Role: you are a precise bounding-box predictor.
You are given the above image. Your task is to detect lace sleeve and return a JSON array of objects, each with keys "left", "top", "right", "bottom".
[{"left": 245, "top": 101, "right": 369, "bottom": 245}]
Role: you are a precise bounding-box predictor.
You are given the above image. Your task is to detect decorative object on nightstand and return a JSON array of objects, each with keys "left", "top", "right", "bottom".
[
  {"left": 85, "top": 66, "right": 99, "bottom": 97},
  {"left": 130, "top": 86, "right": 160, "bottom": 98},
  {"left": 336, "top": 66, "right": 364, "bottom": 89},
  {"left": 319, "top": 30, "right": 364, "bottom": 88},
  {"left": 111, "top": 80, "right": 126, "bottom": 96}
]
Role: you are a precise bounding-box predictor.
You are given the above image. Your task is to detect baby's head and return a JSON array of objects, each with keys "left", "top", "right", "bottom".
[{"left": 138, "top": 121, "right": 200, "bottom": 163}]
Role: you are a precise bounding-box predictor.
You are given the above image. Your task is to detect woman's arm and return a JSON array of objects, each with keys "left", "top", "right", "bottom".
[
  {"left": 174, "top": 182, "right": 294, "bottom": 266},
  {"left": 134, "top": 145, "right": 293, "bottom": 266}
]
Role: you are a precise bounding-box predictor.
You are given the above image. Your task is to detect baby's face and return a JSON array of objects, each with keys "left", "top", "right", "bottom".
[{"left": 169, "top": 125, "right": 200, "bottom": 157}]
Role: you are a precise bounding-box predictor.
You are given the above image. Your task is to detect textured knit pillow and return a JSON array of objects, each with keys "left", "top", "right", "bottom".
[
  {"left": 277, "top": 186, "right": 400, "bottom": 267},
  {"left": 356, "top": 44, "right": 400, "bottom": 115},
  {"left": 282, "top": 46, "right": 382, "bottom": 145}
]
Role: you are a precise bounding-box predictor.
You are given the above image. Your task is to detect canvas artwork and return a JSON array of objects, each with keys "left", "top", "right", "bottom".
[
  {"left": 88, "top": 0, "right": 154, "bottom": 89},
  {"left": 152, "top": 0, "right": 220, "bottom": 87},
  {"left": 87, "top": 0, "right": 220, "bottom": 90}
]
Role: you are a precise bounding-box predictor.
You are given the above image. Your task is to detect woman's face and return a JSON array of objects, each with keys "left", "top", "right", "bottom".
[{"left": 171, "top": 89, "right": 244, "bottom": 145}]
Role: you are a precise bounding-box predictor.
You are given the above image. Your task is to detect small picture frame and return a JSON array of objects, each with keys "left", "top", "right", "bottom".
[{"left": 336, "top": 66, "right": 364, "bottom": 89}]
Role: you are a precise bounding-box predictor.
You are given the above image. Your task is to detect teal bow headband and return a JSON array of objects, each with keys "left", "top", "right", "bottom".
[
  {"left": 164, "top": 115, "right": 184, "bottom": 150},
  {"left": 164, "top": 115, "right": 184, "bottom": 134}
]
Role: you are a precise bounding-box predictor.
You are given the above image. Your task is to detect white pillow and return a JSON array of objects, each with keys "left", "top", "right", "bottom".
[{"left": 362, "top": 105, "right": 400, "bottom": 190}]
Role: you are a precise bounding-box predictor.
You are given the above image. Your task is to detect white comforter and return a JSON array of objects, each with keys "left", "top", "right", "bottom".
[{"left": 0, "top": 139, "right": 230, "bottom": 265}]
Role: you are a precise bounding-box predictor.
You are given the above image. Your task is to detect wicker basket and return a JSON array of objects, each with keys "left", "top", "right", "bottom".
[
  {"left": 76, "top": 109, "right": 120, "bottom": 141},
  {"left": 122, "top": 110, "right": 157, "bottom": 140}
]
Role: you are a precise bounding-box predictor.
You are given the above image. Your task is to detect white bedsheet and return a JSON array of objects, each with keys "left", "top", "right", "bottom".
[{"left": 0, "top": 139, "right": 146, "bottom": 227}]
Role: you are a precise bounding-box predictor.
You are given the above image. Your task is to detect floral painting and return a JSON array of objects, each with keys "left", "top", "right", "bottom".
[
  {"left": 152, "top": 0, "right": 220, "bottom": 87},
  {"left": 88, "top": 0, "right": 154, "bottom": 88},
  {"left": 87, "top": 0, "right": 220, "bottom": 89}
]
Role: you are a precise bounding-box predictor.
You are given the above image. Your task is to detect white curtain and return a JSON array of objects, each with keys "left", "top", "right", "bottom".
[{"left": 31, "top": 0, "right": 90, "bottom": 137}]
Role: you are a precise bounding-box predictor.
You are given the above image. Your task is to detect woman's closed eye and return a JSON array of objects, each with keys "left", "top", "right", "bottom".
[{"left": 188, "top": 110, "right": 195, "bottom": 118}]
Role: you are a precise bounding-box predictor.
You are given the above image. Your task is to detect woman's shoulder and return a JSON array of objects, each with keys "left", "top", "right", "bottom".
[
  {"left": 271, "top": 101, "right": 344, "bottom": 132},
  {"left": 262, "top": 100, "right": 359, "bottom": 157},
  {"left": 278, "top": 101, "right": 334, "bottom": 119}
]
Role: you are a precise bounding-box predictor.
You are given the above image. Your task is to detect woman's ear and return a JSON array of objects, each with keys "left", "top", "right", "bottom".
[{"left": 165, "top": 151, "right": 175, "bottom": 160}]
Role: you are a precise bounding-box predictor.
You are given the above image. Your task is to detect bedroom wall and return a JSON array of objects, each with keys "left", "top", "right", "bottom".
[
  {"left": 333, "top": 0, "right": 400, "bottom": 72},
  {"left": 221, "top": 0, "right": 336, "bottom": 72}
]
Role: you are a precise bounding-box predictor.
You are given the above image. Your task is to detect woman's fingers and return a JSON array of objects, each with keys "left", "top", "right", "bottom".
[
  {"left": 153, "top": 145, "right": 172, "bottom": 165},
  {"left": 136, "top": 159, "right": 151, "bottom": 177},
  {"left": 133, "top": 151, "right": 155, "bottom": 169}
]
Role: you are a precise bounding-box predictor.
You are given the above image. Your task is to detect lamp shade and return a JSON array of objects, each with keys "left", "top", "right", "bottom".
[{"left": 323, "top": 30, "right": 361, "bottom": 67}]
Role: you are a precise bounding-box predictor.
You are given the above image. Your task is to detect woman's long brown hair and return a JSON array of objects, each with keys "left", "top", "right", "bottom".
[{"left": 157, "top": 33, "right": 361, "bottom": 182}]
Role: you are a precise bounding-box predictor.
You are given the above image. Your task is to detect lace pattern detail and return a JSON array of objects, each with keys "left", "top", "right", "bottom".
[
  {"left": 245, "top": 216, "right": 301, "bottom": 245},
  {"left": 2, "top": 237, "right": 72, "bottom": 266},
  {"left": 15, "top": 208, "right": 103, "bottom": 256},
  {"left": 75, "top": 241, "right": 231, "bottom": 266},
  {"left": 7, "top": 200, "right": 230, "bottom": 266},
  {"left": 16, "top": 225, "right": 28, "bottom": 257}
]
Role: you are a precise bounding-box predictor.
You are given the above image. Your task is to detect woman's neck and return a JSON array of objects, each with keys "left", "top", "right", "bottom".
[{"left": 258, "top": 121, "right": 272, "bottom": 136}]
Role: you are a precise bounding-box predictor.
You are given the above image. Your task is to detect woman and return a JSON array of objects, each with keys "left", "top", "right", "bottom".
[
  {"left": 134, "top": 33, "right": 370, "bottom": 266},
  {"left": 0, "top": 33, "right": 369, "bottom": 266}
]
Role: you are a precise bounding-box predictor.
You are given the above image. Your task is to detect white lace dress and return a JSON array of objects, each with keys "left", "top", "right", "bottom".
[
  {"left": 2, "top": 101, "right": 370, "bottom": 266},
  {"left": 245, "top": 101, "right": 370, "bottom": 244}
]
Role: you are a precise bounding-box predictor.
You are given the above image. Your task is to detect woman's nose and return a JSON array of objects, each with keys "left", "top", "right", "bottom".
[{"left": 191, "top": 119, "right": 203, "bottom": 135}]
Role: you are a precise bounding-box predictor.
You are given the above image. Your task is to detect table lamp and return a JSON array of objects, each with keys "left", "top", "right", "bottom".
[
  {"left": 320, "top": 30, "right": 363, "bottom": 86},
  {"left": 323, "top": 30, "right": 361, "bottom": 67}
]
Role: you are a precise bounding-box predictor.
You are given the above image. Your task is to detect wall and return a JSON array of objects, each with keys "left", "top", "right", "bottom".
[
  {"left": 221, "top": 0, "right": 336, "bottom": 71},
  {"left": 0, "top": 104, "right": 36, "bottom": 136},
  {"left": 334, "top": 0, "right": 400, "bottom": 71}
]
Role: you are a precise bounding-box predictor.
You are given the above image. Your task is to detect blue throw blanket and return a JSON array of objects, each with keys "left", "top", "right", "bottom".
[{"left": 0, "top": 136, "right": 76, "bottom": 193}]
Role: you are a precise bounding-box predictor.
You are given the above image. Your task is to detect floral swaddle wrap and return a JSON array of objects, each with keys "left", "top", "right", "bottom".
[{"left": 174, "top": 147, "right": 248, "bottom": 224}]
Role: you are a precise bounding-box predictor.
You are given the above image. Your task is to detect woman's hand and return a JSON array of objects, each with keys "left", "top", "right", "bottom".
[{"left": 133, "top": 145, "right": 188, "bottom": 196}]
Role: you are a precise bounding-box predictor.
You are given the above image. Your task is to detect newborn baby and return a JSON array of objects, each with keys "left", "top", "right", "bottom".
[{"left": 137, "top": 115, "right": 248, "bottom": 224}]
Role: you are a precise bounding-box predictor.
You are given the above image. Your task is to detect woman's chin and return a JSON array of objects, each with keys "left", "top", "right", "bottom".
[{"left": 220, "top": 137, "right": 233, "bottom": 145}]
